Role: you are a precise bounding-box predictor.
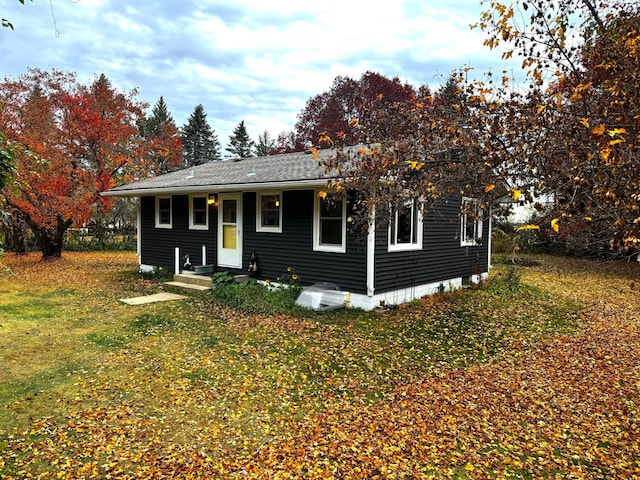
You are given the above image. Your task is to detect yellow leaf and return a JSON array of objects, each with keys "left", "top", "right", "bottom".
[
  {"left": 310, "top": 146, "right": 319, "bottom": 160},
  {"left": 600, "top": 147, "right": 612, "bottom": 161},
  {"left": 405, "top": 160, "right": 425, "bottom": 170},
  {"left": 537, "top": 104, "right": 545, "bottom": 114},
  {"left": 609, "top": 138, "right": 625, "bottom": 146},
  {"left": 607, "top": 127, "right": 627, "bottom": 137},
  {"left": 551, "top": 218, "right": 559, "bottom": 233},
  {"left": 318, "top": 191, "right": 327, "bottom": 199},
  {"left": 578, "top": 117, "right": 590, "bottom": 128},
  {"left": 585, "top": 216, "right": 592, "bottom": 221},
  {"left": 512, "top": 189, "right": 522, "bottom": 201},
  {"left": 484, "top": 184, "right": 496, "bottom": 193},
  {"left": 517, "top": 224, "right": 540, "bottom": 231},
  {"left": 592, "top": 124, "right": 605, "bottom": 136}
]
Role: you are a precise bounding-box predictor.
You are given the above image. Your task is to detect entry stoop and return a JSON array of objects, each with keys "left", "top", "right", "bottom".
[{"left": 165, "top": 273, "right": 212, "bottom": 294}]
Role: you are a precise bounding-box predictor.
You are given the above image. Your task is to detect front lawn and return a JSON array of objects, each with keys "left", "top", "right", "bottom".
[{"left": 0, "top": 252, "right": 638, "bottom": 478}]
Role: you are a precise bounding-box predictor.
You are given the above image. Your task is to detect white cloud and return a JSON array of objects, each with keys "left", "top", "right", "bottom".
[{"left": 2, "top": 0, "right": 524, "bottom": 148}]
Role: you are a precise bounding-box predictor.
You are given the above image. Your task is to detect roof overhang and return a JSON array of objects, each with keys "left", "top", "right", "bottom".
[{"left": 101, "top": 178, "right": 329, "bottom": 198}]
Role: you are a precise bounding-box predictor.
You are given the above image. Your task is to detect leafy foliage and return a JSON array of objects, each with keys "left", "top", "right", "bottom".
[
  {"left": 0, "top": 129, "right": 16, "bottom": 191},
  {"left": 295, "top": 71, "right": 419, "bottom": 149},
  {"left": 314, "top": 2, "right": 639, "bottom": 257},
  {"left": 0, "top": 69, "right": 181, "bottom": 258},
  {"left": 473, "top": 0, "right": 640, "bottom": 254},
  {"left": 210, "top": 277, "right": 303, "bottom": 316}
]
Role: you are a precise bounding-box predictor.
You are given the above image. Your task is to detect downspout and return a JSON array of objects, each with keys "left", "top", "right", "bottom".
[
  {"left": 487, "top": 207, "right": 492, "bottom": 271},
  {"left": 366, "top": 206, "right": 375, "bottom": 297}
]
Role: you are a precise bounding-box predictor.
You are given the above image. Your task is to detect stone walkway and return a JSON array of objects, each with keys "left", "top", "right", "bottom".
[{"left": 119, "top": 292, "right": 188, "bottom": 305}]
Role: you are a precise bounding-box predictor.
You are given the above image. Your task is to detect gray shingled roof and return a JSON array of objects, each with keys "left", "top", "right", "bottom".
[{"left": 104, "top": 148, "right": 338, "bottom": 196}]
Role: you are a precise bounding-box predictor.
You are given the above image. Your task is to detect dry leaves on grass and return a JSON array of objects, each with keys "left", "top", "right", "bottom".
[{"left": 1, "top": 254, "right": 639, "bottom": 479}]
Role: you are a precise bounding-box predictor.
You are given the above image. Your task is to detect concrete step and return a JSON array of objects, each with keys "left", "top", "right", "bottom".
[
  {"left": 164, "top": 281, "right": 211, "bottom": 293},
  {"left": 173, "top": 273, "right": 212, "bottom": 288}
]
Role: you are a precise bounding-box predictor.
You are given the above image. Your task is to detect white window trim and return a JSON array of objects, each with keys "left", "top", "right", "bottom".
[
  {"left": 313, "top": 191, "right": 347, "bottom": 253},
  {"left": 256, "top": 191, "right": 282, "bottom": 233},
  {"left": 461, "top": 197, "right": 483, "bottom": 246},
  {"left": 388, "top": 198, "right": 423, "bottom": 252},
  {"left": 155, "top": 196, "right": 172, "bottom": 229},
  {"left": 188, "top": 194, "right": 209, "bottom": 230}
]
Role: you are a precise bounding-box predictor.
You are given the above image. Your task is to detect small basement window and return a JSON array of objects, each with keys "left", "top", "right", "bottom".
[
  {"left": 256, "top": 192, "right": 282, "bottom": 233},
  {"left": 155, "top": 196, "right": 172, "bottom": 229}
]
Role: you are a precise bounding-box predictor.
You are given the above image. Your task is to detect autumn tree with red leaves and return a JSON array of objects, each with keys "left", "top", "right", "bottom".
[
  {"left": 0, "top": 68, "right": 181, "bottom": 258},
  {"left": 319, "top": 2, "right": 639, "bottom": 257},
  {"left": 295, "top": 71, "right": 420, "bottom": 149}
]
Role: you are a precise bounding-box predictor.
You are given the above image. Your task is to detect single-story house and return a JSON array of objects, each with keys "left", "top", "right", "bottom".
[{"left": 103, "top": 148, "right": 491, "bottom": 310}]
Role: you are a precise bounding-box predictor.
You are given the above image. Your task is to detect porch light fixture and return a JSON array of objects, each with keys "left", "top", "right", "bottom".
[{"left": 207, "top": 194, "right": 217, "bottom": 205}]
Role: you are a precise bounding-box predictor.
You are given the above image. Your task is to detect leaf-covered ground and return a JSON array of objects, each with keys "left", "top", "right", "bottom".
[{"left": 0, "top": 252, "right": 638, "bottom": 479}]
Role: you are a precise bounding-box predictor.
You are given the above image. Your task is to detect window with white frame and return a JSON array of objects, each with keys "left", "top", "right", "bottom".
[
  {"left": 256, "top": 192, "right": 282, "bottom": 233},
  {"left": 461, "top": 198, "right": 483, "bottom": 246},
  {"left": 389, "top": 198, "right": 423, "bottom": 251},
  {"left": 314, "top": 192, "right": 346, "bottom": 253},
  {"left": 189, "top": 195, "right": 208, "bottom": 230},
  {"left": 155, "top": 196, "right": 172, "bottom": 229}
]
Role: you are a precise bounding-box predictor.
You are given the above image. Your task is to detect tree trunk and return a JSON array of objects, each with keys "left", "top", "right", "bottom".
[
  {"left": 34, "top": 215, "right": 73, "bottom": 259},
  {"left": 4, "top": 209, "right": 27, "bottom": 254}
]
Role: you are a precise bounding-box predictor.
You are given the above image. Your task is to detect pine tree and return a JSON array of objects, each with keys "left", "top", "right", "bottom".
[
  {"left": 181, "top": 104, "right": 221, "bottom": 166},
  {"left": 143, "top": 96, "right": 175, "bottom": 137},
  {"left": 255, "top": 130, "right": 275, "bottom": 156},
  {"left": 225, "top": 120, "right": 255, "bottom": 160},
  {"left": 139, "top": 96, "right": 182, "bottom": 174}
]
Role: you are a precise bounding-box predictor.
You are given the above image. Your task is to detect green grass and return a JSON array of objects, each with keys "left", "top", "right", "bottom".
[{"left": 0, "top": 252, "right": 593, "bottom": 477}]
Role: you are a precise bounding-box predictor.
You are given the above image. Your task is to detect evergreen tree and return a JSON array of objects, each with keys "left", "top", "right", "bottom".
[
  {"left": 255, "top": 130, "right": 275, "bottom": 156},
  {"left": 181, "top": 104, "right": 221, "bottom": 166},
  {"left": 139, "top": 96, "right": 182, "bottom": 174},
  {"left": 143, "top": 96, "right": 175, "bottom": 137},
  {"left": 225, "top": 120, "right": 255, "bottom": 160}
]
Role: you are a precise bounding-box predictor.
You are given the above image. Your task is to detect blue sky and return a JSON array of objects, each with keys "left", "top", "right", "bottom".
[{"left": 2, "top": 0, "right": 521, "bottom": 149}]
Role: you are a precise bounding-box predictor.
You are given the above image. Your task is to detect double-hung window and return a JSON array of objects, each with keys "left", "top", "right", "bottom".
[
  {"left": 461, "top": 197, "right": 483, "bottom": 246},
  {"left": 189, "top": 195, "right": 208, "bottom": 230},
  {"left": 314, "top": 192, "right": 346, "bottom": 253},
  {"left": 256, "top": 192, "right": 282, "bottom": 233},
  {"left": 389, "top": 198, "right": 423, "bottom": 251},
  {"left": 155, "top": 196, "right": 172, "bottom": 229}
]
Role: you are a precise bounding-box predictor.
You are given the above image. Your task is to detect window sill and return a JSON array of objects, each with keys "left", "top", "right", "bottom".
[
  {"left": 388, "top": 244, "right": 423, "bottom": 252},
  {"left": 313, "top": 244, "right": 346, "bottom": 254}
]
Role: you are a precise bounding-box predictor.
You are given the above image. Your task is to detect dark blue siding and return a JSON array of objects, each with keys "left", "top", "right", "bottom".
[
  {"left": 139, "top": 191, "right": 367, "bottom": 293},
  {"left": 140, "top": 195, "right": 217, "bottom": 268},
  {"left": 374, "top": 196, "right": 489, "bottom": 293},
  {"left": 243, "top": 190, "right": 367, "bottom": 294}
]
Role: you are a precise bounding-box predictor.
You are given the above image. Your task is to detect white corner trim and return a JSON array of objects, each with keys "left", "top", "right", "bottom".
[{"left": 366, "top": 209, "right": 376, "bottom": 297}]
